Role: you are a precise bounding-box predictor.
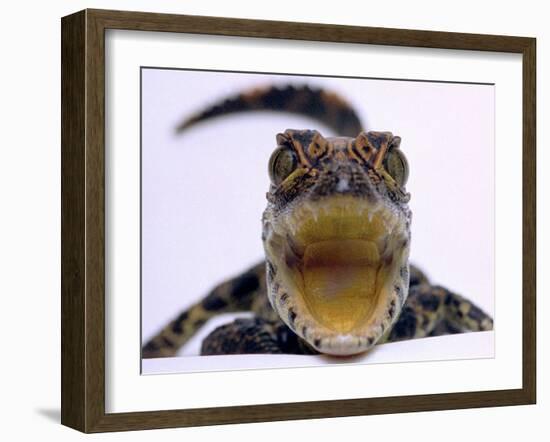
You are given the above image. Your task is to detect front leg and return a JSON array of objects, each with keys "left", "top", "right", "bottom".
[
  {"left": 201, "top": 317, "right": 315, "bottom": 355},
  {"left": 388, "top": 284, "right": 493, "bottom": 342}
]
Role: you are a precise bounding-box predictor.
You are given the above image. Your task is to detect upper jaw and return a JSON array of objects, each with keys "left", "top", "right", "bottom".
[{"left": 264, "top": 195, "right": 410, "bottom": 355}]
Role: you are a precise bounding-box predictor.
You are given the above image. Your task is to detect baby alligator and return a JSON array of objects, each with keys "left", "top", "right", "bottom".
[{"left": 143, "top": 84, "right": 493, "bottom": 357}]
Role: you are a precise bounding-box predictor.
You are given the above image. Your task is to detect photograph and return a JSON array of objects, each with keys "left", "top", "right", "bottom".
[{"left": 140, "top": 68, "right": 495, "bottom": 375}]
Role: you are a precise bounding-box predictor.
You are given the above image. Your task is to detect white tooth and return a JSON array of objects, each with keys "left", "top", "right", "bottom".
[
  {"left": 287, "top": 220, "right": 295, "bottom": 236},
  {"left": 370, "top": 205, "right": 380, "bottom": 221}
]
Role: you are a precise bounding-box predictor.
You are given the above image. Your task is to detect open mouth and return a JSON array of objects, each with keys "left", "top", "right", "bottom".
[{"left": 265, "top": 195, "right": 409, "bottom": 354}]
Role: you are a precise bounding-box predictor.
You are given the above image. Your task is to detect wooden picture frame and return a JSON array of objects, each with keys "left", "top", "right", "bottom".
[{"left": 61, "top": 8, "right": 536, "bottom": 433}]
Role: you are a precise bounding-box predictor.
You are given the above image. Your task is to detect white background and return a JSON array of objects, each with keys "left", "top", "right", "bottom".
[{"left": 0, "top": 0, "right": 547, "bottom": 440}]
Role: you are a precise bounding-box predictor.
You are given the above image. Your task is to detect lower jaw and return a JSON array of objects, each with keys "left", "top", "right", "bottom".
[
  {"left": 274, "top": 244, "right": 400, "bottom": 356},
  {"left": 313, "top": 335, "right": 378, "bottom": 356},
  {"left": 301, "top": 286, "right": 395, "bottom": 356}
]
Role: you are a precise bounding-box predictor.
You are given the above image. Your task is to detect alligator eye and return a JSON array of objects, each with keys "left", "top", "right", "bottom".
[
  {"left": 268, "top": 146, "right": 298, "bottom": 185},
  {"left": 384, "top": 147, "right": 409, "bottom": 187}
]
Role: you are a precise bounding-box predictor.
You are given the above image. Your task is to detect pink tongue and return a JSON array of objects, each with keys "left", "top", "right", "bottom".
[{"left": 301, "top": 240, "right": 380, "bottom": 332}]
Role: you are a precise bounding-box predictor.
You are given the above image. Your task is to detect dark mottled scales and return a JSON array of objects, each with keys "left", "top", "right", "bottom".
[
  {"left": 171, "top": 311, "right": 188, "bottom": 334},
  {"left": 143, "top": 341, "right": 159, "bottom": 352},
  {"left": 201, "top": 318, "right": 307, "bottom": 355},
  {"left": 287, "top": 129, "right": 318, "bottom": 147},
  {"left": 231, "top": 273, "right": 260, "bottom": 299},
  {"left": 418, "top": 293, "right": 441, "bottom": 311},
  {"left": 468, "top": 305, "right": 486, "bottom": 321},
  {"left": 161, "top": 336, "right": 175, "bottom": 348},
  {"left": 193, "top": 318, "right": 207, "bottom": 328},
  {"left": 389, "top": 306, "right": 417, "bottom": 339},
  {"left": 202, "top": 295, "right": 228, "bottom": 311}
]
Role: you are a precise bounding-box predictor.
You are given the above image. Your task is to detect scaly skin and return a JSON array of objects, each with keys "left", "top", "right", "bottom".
[{"left": 142, "top": 85, "right": 493, "bottom": 358}]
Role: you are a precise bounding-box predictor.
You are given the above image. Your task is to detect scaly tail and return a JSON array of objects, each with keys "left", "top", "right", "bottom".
[
  {"left": 142, "top": 262, "right": 266, "bottom": 358},
  {"left": 176, "top": 84, "right": 364, "bottom": 137}
]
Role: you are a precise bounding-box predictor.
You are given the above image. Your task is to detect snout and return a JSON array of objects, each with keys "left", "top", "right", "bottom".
[{"left": 309, "top": 163, "right": 379, "bottom": 203}]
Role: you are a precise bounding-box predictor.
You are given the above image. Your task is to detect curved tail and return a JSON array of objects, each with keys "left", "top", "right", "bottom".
[{"left": 176, "top": 84, "right": 364, "bottom": 138}]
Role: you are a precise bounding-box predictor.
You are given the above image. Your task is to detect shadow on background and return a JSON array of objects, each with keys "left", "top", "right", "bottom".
[{"left": 36, "top": 408, "right": 60, "bottom": 423}]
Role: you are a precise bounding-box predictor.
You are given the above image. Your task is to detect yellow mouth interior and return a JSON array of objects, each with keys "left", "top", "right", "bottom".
[
  {"left": 270, "top": 197, "right": 401, "bottom": 334},
  {"left": 302, "top": 239, "right": 384, "bottom": 332}
]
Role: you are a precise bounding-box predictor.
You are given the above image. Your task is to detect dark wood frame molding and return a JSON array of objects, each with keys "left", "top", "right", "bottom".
[{"left": 61, "top": 8, "right": 536, "bottom": 433}]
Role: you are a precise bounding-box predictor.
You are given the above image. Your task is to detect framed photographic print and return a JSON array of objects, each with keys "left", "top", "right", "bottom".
[{"left": 61, "top": 9, "right": 536, "bottom": 432}]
